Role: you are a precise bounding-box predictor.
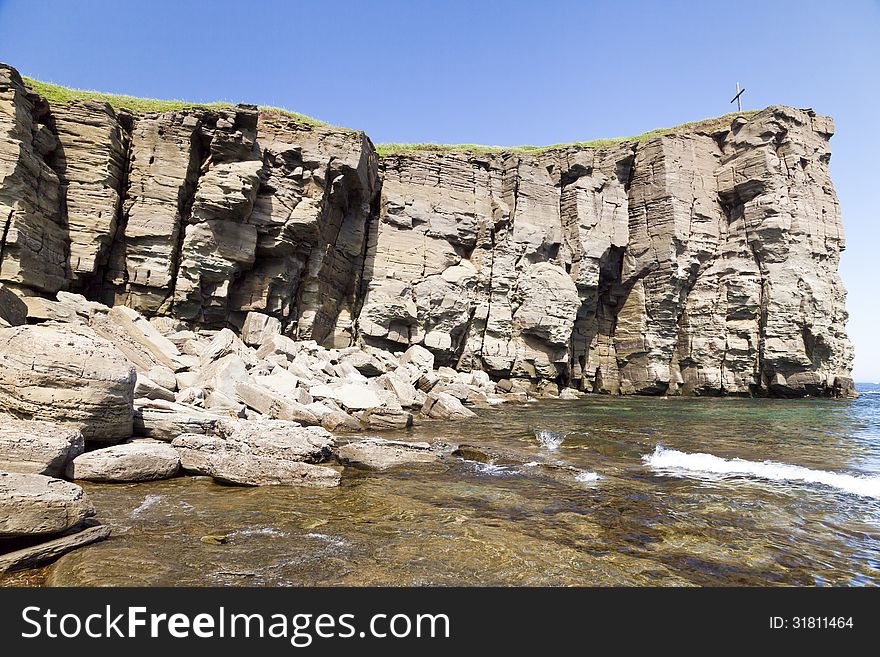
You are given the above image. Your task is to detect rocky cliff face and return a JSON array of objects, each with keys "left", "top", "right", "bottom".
[{"left": 0, "top": 62, "right": 854, "bottom": 397}]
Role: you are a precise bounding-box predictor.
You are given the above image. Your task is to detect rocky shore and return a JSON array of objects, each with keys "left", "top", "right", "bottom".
[
  {"left": 0, "top": 58, "right": 858, "bottom": 573},
  {"left": 0, "top": 291, "right": 556, "bottom": 571}
]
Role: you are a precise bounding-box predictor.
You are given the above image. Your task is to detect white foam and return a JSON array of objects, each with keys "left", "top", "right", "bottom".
[
  {"left": 643, "top": 446, "right": 880, "bottom": 498},
  {"left": 574, "top": 471, "right": 600, "bottom": 483},
  {"left": 467, "top": 460, "right": 513, "bottom": 476},
  {"left": 230, "top": 527, "right": 287, "bottom": 538},
  {"left": 535, "top": 429, "right": 565, "bottom": 450},
  {"left": 131, "top": 494, "right": 162, "bottom": 517}
]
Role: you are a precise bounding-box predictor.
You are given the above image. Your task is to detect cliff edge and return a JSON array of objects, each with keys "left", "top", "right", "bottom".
[{"left": 0, "top": 62, "right": 854, "bottom": 397}]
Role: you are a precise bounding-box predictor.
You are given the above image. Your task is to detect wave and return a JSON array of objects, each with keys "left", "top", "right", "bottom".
[
  {"left": 574, "top": 471, "right": 600, "bottom": 483},
  {"left": 643, "top": 446, "right": 880, "bottom": 498},
  {"left": 131, "top": 494, "right": 162, "bottom": 517},
  {"left": 535, "top": 429, "right": 565, "bottom": 450}
]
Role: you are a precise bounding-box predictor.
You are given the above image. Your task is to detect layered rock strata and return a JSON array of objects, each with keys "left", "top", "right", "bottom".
[{"left": 0, "top": 62, "right": 853, "bottom": 397}]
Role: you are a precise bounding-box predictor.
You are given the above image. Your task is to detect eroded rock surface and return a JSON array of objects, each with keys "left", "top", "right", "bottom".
[
  {"left": 0, "top": 472, "right": 94, "bottom": 537},
  {"left": 0, "top": 324, "right": 136, "bottom": 441},
  {"left": 0, "top": 60, "right": 854, "bottom": 398}
]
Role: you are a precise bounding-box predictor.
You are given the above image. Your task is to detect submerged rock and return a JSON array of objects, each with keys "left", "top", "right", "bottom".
[
  {"left": 336, "top": 437, "right": 439, "bottom": 470},
  {"left": 0, "top": 523, "right": 111, "bottom": 573}
]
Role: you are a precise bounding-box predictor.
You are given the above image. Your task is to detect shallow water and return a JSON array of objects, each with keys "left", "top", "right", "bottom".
[{"left": 4, "top": 385, "right": 880, "bottom": 586}]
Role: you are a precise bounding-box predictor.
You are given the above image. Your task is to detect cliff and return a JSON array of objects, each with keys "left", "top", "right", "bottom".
[{"left": 0, "top": 62, "right": 854, "bottom": 397}]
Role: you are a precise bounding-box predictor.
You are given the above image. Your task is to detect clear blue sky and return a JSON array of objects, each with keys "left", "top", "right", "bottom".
[{"left": 1, "top": 0, "right": 878, "bottom": 380}]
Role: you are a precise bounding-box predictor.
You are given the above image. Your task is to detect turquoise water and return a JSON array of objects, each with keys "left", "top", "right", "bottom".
[{"left": 4, "top": 385, "right": 879, "bottom": 586}]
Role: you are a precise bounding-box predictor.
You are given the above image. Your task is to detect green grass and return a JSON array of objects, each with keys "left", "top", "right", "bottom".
[
  {"left": 22, "top": 75, "right": 758, "bottom": 149},
  {"left": 374, "top": 109, "right": 760, "bottom": 157},
  {"left": 22, "top": 77, "right": 336, "bottom": 128}
]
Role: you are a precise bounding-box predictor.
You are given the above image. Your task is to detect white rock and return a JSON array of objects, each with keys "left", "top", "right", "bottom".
[{"left": 241, "top": 311, "right": 282, "bottom": 347}]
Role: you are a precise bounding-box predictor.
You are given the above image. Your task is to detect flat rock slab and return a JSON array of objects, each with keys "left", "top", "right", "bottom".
[
  {"left": 66, "top": 440, "right": 181, "bottom": 482},
  {"left": 336, "top": 437, "right": 439, "bottom": 470},
  {"left": 214, "top": 419, "right": 335, "bottom": 462},
  {"left": 0, "top": 472, "right": 95, "bottom": 537},
  {"left": 0, "top": 417, "right": 84, "bottom": 476},
  {"left": 173, "top": 435, "right": 341, "bottom": 487},
  {"left": 0, "top": 523, "right": 111, "bottom": 572},
  {"left": 133, "top": 401, "right": 224, "bottom": 441}
]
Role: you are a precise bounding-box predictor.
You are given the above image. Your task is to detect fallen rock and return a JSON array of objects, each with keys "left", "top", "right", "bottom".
[
  {"left": 375, "top": 370, "right": 419, "bottom": 408},
  {"left": 234, "top": 381, "right": 319, "bottom": 424},
  {"left": 133, "top": 400, "right": 225, "bottom": 441},
  {"left": 357, "top": 407, "right": 414, "bottom": 430},
  {"left": 214, "top": 419, "right": 335, "bottom": 462},
  {"left": 0, "top": 284, "right": 26, "bottom": 327},
  {"left": 399, "top": 344, "right": 435, "bottom": 372},
  {"left": 93, "top": 305, "right": 187, "bottom": 372},
  {"left": 558, "top": 388, "right": 582, "bottom": 400},
  {"left": 0, "top": 523, "right": 111, "bottom": 573},
  {"left": 336, "top": 437, "right": 438, "bottom": 470},
  {"left": 134, "top": 373, "right": 176, "bottom": 402},
  {"left": 339, "top": 350, "right": 385, "bottom": 376},
  {"left": 0, "top": 472, "right": 95, "bottom": 537},
  {"left": 241, "top": 312, "right": 281, "bottom": 347},
  {"left": 0, "top": 418, "right": 84, "bottom": 476},
  {"left": 0, "top": 325, "right": 136, "bottom": 442},
  {"left": 172, "top": 423, "right": 339, "bottom": 487},
  {"left": 422, "top": 391, "right": 477, "bottom": 420},
  {"left": 334, "top": 383, "right": 382, "bottom": 411},
  {"left": 321, "top": 411, "right": 363, "bottom": 432},
  {"left": 65, "top": 440, "right": 181, "bottom": 482}
]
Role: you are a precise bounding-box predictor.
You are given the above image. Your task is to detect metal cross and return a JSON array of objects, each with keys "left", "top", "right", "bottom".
[{"left": 730, "top": 82, "right": 746, "bottom": 111}]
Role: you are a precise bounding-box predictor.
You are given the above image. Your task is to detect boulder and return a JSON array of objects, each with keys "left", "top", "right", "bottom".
[
  {"left": 173, "top": 421, "right": 337, "bottom": 487},
  {"left": 399, "top": 344, "right": 435, "bottom": 372},
  {"left": 234, "top": 381, "right": 319, "bottom": 424},
  {"left": 357, "top": 407, "right": 414, "bottom": 430},
  {"left": 334, "top": 383, "right": 382, "bottom": 411},
  {"left": 321, "top": 411, "right": 362, "bottom": 432},
  {"left": 0, "top": 283, "right": 26, "bottom": 327},
  {"left": 93, "top": 305, "right": 187, "bottom": 372},
  {"left": 339, "top": 350, "right": 385, "bottom": 376},
  {"left": 0, "top": 325, "right": 136, "bottom": 442},
  {"left": 558, "top": 388, "right": 582, "bottom": 400},
  {"left": 376, "top": 370, "right": 418, "bottom": 408},
  {"left": 240, "top": 312, "right": 281, "bottom": 347},
  {"left": 65, "top": 440, "right": 181, "bottom": 482},
  {"left": 147, "top": 365, "right": 178, "bottom": 392},
  {"left": 133, "top": 400, "right": 225, "bottom": 441},
  {"left": 197, "top": 353, "right": 248, "bottom": 398},
  {"left": 336, "top": 437, "right": 438, "bottom": 470},
  {"left": 200, "top": 328, "right": 257, "bottom": 367},
  {"left": 422, "top": 391, "right": 477, "bottom": 420},
  {"left": 0, "top": 472, "right": 95, "bottom": 537},
  {"left": 134, "top": 373, "right": 176, "bottom": 402},
  {"left": 0, "top": 418, "right": 84, "bottom": 476}
]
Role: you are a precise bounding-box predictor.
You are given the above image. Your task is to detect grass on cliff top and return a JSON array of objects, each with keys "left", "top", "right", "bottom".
[
  {"left": 23, "top": 77, "right": 333, "bottom": 127},
  {"left": 375, "top": 109, "right": 761, "bottom": 157}
]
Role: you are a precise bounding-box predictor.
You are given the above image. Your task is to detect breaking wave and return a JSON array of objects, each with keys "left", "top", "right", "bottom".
[
  {"left": 643, "top": 446, "right": 880, "bottom": 498},
  {"left": 535, "top": 430, "right": 565, "bottom": 450},
  {"left": 131, "top": 494, "right": 162, "bottom": 517}
]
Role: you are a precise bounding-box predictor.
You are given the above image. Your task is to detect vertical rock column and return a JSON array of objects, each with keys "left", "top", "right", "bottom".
[{"left": 0, "top": 64, "right": 67, "bottom": 295}]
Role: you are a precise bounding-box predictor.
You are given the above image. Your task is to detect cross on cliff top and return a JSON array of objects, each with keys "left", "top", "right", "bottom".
[{"left": 730, "top": 82, "right": 746, "bottom": 111}]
